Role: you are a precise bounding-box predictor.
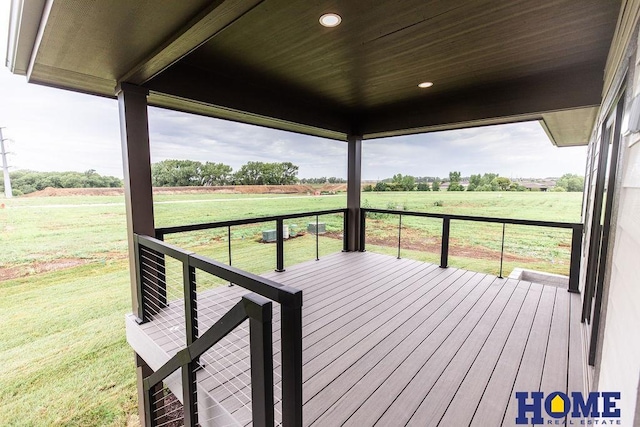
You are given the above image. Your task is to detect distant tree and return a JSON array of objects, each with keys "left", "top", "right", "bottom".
[
  {"left": 431, "top": 179, "right": 441, "bottom": 191},
  {"left": 200, "top": 162, "right": 233, "bottom": 186},
  {"left": 234, "top": 161, "right": 299, "bottom": 185},
  {"left": 300, "top": 177, "right": 327, "bottom": 184},
  {"left": 467, "top": 174, "right": 482, "bottom": 191},
  {"left": 447, "top": 171, "right": 464, "bottom": 191},
  {"left": 416, "top": 182, "right": 430, "bottom": 191},
  {"left": 556, "top": 173, "right": 584, "bottom": 192},
  {"left": 363, "top": 184, "right": 374, "bottom": 192},
  {"left": 275, "top": 162, "right": 299, "bottom": 185},
  {"left": 152, "top": 159, "right": 202, "bottom": 187},
  {"left": 494, "top": 177, "right": 511, "bottom": 191},
  {"left": 327, "top": 177, "right": 346, "bottom": 183},
  {"left": 1, "top": 169, "right": 122, "bottom": 195},
  {"left": 234, "top": 161, "right": 264, "bottom": 185},
  {"left": 374, "top": 181, "right": 388, "bottom": 191},
  {"left": 390, "top": 174, "right": 416, "bottom": 191},
  {"left": 482, "top": 173, "right": 499, "bottom": 183}
]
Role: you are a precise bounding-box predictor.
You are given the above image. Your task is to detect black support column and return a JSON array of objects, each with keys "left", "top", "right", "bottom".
[
  {"left": 116, "top": 82, "right": 156, "bottom": 426},
  {"left": 347, "top": 135, "right": 362, "bottom": 251}
]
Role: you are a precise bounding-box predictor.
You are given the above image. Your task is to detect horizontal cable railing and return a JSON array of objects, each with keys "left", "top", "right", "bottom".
[
  {"left": 135, "top": 234, "right": 303, "bottom": 427},
  {"left": 156, "top": 208, "right": 348, "bottom": 273},
  {"left": 360, "top": 208, "right": 583, "bottom": 293}
]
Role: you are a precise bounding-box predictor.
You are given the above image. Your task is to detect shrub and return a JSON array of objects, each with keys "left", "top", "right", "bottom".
[{"left": 374, "top": 182, "right": 388, "bottom": 191}]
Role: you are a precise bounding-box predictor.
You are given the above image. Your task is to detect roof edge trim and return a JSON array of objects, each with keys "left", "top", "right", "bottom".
[{"left": 5, "top": 0, "right": 46, "bottom": 75}]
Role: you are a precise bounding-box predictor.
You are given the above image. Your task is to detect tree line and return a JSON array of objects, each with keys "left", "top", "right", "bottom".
[
  {"left": 364, "top": 172, "right": 584, "bottom": 192},
  {"left": 1, "top": 161, "right": 584, "bottom": 196},
  {"left": 1, "top": 169, "right": 122, "bottom": 196},
  {"left": 151, "top": 160, "right": 301, "bottom": 186},
  {"left": 299, "top": 177, "right": 346, "bottom": 184}
]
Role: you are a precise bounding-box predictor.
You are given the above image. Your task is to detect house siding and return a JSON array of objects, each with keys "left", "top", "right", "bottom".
[
  {"left": 590, "top": 24, "right": 640, "bottom": 427},
  {"left": 597, "top": 131, "right": 640, "bottom": 427}
]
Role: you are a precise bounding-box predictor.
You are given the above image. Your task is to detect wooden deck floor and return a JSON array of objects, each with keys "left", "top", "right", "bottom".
[{"left": 127, "top": 251, "right": 586, "bottom": 427}]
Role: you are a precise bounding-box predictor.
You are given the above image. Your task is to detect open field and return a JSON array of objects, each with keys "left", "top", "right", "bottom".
[{"left": 0, "top": 190, "right": 582, "bottom": 425}]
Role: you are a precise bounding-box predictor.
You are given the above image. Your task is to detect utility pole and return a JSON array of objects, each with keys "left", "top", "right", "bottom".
[{"left": 0, "top": 128, "right": 13, "bottom": 199}]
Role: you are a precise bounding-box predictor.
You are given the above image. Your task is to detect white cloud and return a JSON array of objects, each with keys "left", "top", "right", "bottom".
[{"left": 362, "top": 122, "right": 586, "bottom": 179}]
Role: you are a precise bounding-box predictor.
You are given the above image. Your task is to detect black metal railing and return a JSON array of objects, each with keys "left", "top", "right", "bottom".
[
  {"left": 135, "top": 234, "right": 303, "bottom": 427},
  {"left": 360, "top": 208, "right": 583, "bottom": 293},
  {"left": 155, "top": 208, "right": 348, "bottom": 273}
]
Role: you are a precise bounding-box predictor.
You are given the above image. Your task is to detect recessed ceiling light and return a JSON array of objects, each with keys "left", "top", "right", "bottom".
[
  {"left": 319, "top": 13, "right": 342, "bottom": 27},
  {"left": 418, "top": 82, "right": 434, "bottom": 88}
]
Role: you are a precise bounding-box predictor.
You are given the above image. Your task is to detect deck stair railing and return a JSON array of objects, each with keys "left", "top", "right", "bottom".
[
  {"left": 134, "top": 234, "right": 303, "bottom": 427},
  {"left": 360, "top": 208, "right": 584, "bottom": 293}
]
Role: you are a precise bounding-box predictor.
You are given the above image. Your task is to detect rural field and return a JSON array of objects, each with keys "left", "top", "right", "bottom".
[{"left": 0, "top": 190, "right": 583, "bottom": 425}]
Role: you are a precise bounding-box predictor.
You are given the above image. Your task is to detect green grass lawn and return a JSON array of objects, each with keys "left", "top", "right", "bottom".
[{"left": 0, "top": 190, "right": 583, "bottom": 425}]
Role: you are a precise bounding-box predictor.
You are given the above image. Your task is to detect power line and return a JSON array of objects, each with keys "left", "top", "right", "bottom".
[{"left": 0, "top": 128, "right": 13, "bottom": 199}]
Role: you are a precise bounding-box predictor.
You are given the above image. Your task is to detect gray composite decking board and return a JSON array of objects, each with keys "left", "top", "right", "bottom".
[
  {"left": 501, "top": 285, "right": 557, "bottom": 426},
  {"left": 534, "top": 288, "right": 570, "bottom": 427},
  {"left": 128, "top": 251, "right": 586, "bottom": 427},
  {"left": 262, "top": 251, "right": 383, "bottom": 282},
  {"left": 539, "top": 288, "right": 570, "bottom": 393},
  {"left": 268, "top": 251, "right": 395, "bottom": 288},
  {"left": 211, "top": 258, "right": 444, "bottom": 412},
  {"left": 301, "top": 263, "right": 447, "bottom": 357},
  {"left": 202, "top": 256, "right": 430, "bottom": 408},
  {"left": 142, "top": 254, "right": 423, "bottom": 412},
  {"left": 205, "top": 255, "right": 427, "bottom": 365},
  {"left": 211, "top": 254, "right": 440, "bottom": 422},
  {"left": 304, "top": 271, "right": 490, "bottom": 423},
  {"left": 208, "top": 258, "right": 437, "bottom": 408},
  {"left": 298, "top": 262, "right": 440, "bottom": 348},
  {"left": 430, "top": 281, "right": 532, "bottom": 427},
  {"left": 302, "top": 268, "right": 475, "bottom": 387},
  {"left": 162, "top": 252, "right": 398, "bottom": 351},
  {"left": 403, "top": 279, "right": 524, "bottom": 427},
  {"left": 470, "top": 282, "right": 545, "bottom": 426},
  {"left": 319, "top": 275, "right": 513, "bottom": 427}
]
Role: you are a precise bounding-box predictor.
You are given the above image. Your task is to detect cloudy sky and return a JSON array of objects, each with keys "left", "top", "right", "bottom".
[{"left": 0, "top": 7, "right": 587, "bottom": 181}]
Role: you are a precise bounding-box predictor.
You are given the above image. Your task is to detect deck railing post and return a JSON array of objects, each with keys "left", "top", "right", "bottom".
[
  {"left": 133, "top": 235, "right": 146, "bottom": 322},
  {"left": 568, "top": 224, "right": 583, "bottom": 293},
  {"left": 315, "top": 215, "right": 320, "bottom": 261},
  {"left": 249, "top": 300, "right": 275, "bottom": 427},
  {"left": 342, "top": 210, "right": 349, "bottom": 252},
  {"left": 276, "top": 219, "right": 285, "bottom": 272},
  {"left": 397, "top": 213, "right": 402, "bottom": 259},
  {"left": 228, "top": 225, "right": 234, "bottom": 287},
  {"left": 182, "top": 363, "right": 198, "bottom": 427},
  {"left": 440, "top": 216, "right": 450, "bottom": 268},
  {"left": 155, "top": 231, "right": 167, "bottom": 309},
  {"left": 144, "top": 384, "right": 155, "bottom": 427},
  {"left": 359, "top": 210, "right": 366, "bottom": 252},
  {"left": 183, "top": 261, "right": 198, "bottom": 346},
  {"left": 499, "top": 223, "right": 506, "bottom": 279},
  {"left": 280, "top": 293, "right": 303, "bottom": 427},
  {"left": 227, "top": 226, "right": 232, "bottom": 267}
]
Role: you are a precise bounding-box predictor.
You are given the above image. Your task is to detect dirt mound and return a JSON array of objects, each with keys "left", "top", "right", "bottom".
[
  {"left": 0, "top": 258, "right": 88, "bottom": 281},
  {"left": 25, "top": 187, "right": 125, "bottom": 197},
  {"left": 24, "top": 184, "right": 349, "bottom": 197}
]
